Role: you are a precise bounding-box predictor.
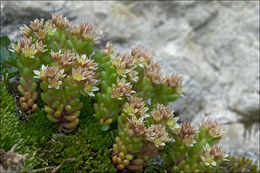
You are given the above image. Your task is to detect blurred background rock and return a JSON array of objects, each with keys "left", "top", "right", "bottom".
[{"left": 1, "top": 0, "right": 259, "bottom": 165}]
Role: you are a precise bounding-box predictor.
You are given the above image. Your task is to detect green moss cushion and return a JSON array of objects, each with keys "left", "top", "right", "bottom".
[{"left": 0, "top": 83, "right": 116, "bottom": 172}]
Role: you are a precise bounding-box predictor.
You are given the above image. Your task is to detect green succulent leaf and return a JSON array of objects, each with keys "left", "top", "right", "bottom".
[{"left": 0, "top": 35, "right": 11, "bottom": 48}]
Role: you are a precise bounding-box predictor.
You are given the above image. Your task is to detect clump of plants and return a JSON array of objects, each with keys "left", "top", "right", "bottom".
[
  {"left": 160, "top": 119, "right": 228, "bottom": 172},
  {"left": 93, "top": 44, "right": 182, "bottom": 130},
  {"left": 1, "top": 13, "right": 259, "bottom": 172},
  {"left": 10, "top": 14, "right": 98, "bottom": 132}
]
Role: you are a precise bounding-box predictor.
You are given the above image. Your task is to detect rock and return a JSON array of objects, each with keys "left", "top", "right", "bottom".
[
  {"left": 0, "top": 144, "right": 28, "bottom": 172},
  {"left": 1, "top": 0, "right": 259, "bottom": 163},
  {"left": 1, "top": 1, "right": 66, "bottom": 41},
  {"left": 1, "top": 1, "right": 65, "bottom": 23}
]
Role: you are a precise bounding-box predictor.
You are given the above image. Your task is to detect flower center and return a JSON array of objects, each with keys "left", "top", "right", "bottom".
[
  {"left": 73, "top": 72, "right": 84, "bottom": 81},
  {"left": 84, "top": 85, "right": 92, "bottom": 93},
  {"left": 112, "top": 59, "right": 121, "bottom": 66},
  {"left": 125, "top": 105, "right": 135, "bottom": 115},
  {"left": 50, "top": 80, "right": 59, "bottom": 88},
  {"left": 78, "top": 58, "right": 85, "bottom": 65},
  {"left": 39, "top": 70, "right": 45, "bottom": 79},
  {"left": 23, "top": 48, "right": 35, "bottom": 58},
  {"left": 37, "top": 31, "right": 46, "bottom": 39},
  {"left": 153, "top": 112, "right": 162, "bottom": 122}
]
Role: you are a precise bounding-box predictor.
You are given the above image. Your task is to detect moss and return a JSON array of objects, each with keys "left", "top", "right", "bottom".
[
  {"left": 0, "top": 82, "right": 21, "bottom": 151},
  {"left": 0, "top": 82, "right": 56, "bottom": 168},
  {"left": 36, "top": 98, "right": 117, "bottom": 172},
  {"left": 0, "top": 83, "right": 116, "bottom": 172}
]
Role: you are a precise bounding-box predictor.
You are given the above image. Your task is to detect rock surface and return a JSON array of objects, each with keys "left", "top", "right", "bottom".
[{"left": 1, "top": 1, "right": 259, "bottom": 164}]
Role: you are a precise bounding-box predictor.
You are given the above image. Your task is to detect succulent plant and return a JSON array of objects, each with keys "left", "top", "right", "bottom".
[
  {"left": 93, "top": 43, "right": 183, "bottom": 130},
  {"left": 112, "top": 98, "right": 181, "bottom": 171},
  {"left": 160, "top": 119, "right": 229, "bottom": 173},
  {"left": 7, "top": 13, "right": 259, "bottom": 173},
  {"left": 217, "top": 155, "right": 259, "bottom": 173},
  {"left": 93, "top": 44, "right": 139, "bottom": 130},
  {"left": 11, "top": 14, "right": 98, "bottom": 132}
]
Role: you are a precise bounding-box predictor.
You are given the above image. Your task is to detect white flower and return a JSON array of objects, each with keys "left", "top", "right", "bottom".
[
  {"left": 84, "top": 85, "right": 99, "bottom": 97},
  {"left": 57, "top": 69, "right": 66, "bottom": 78},
  {"left": 48, "top": 78, "right": 63, "bottom": 89},
  {"left": 77, "top": 54, "right": 88, "bottom": 65},
  {"left": 22, "top": 45, "right": 37, "bottom": 58},
  {"left": 201, "top": 144, "right": 217, "bottom": 166},
  {"left": 33, "top": 64, "right": 47, "bottom": 79},
  {"left": 167, "top": 117, "right": 180, "bottom": 131},
  {"left": 72, "top": 67, "right": 86, "bottom": 81}
]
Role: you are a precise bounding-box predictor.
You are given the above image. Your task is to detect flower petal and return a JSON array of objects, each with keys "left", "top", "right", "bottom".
[
  {"left": 91, "top": 86, "right": 99, "bottom": 91},
  {"left": 33, "top": 70, "right": 40, "bottom": 75}
]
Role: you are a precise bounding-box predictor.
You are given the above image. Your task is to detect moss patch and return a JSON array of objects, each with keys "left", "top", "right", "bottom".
[{"left": 0, "top": 83, "right": 116, "bottom": 172}]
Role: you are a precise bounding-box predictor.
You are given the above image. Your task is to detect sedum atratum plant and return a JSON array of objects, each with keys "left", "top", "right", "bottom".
[
  {"left": 93, "top": 43, "right": 183, "bottom": 130},
  {"left": 11, "top": 14, "right": 98, "bottom": 132},
  {"left": 160, "top": 119, "right": 228, "bottom": 172},
  {"left": 8, "top": 13, "right": 258, "bottom": 172}
]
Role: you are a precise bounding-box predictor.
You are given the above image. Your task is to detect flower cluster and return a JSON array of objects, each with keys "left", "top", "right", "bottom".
[
  {"left": 146, "top": 124, "right": 171, "bottom": 148},
  {"left": 145, "top": 62, "right": 164, "bottom": 85},
  {"left": 20, "top": 18, "right": 56, "bottom": 40},
  {"left": 152, "top": 104, "right": 174, "bottom": 123},
  {"left": 123, "top": 96, "right": 149, "bottom": 118},
  {"left": 69, "top": 22, "right": 96, "bottom": 42},
  {"left": 111, "top": 78, "right": 135, "bottom": 100},
  {"left": 10, "top": 36, "right": 46, "bottom": 58},
  {"left": 162, "top": 118, "right": 228, "bottom": 173},
  {"left": 51, "top": 50, "right": 76, "bottom": 67},
  {"left": 131, "top": 47, "right": 152, "bottom": 66},
  {"left": 112, "top": 98, "right": 179, "bottom": 171},
  {"left": 175, "top": 122, "right": 198, "bottom": 147},
  {"left": 34, "top": 65, "right": 66, "bottom": 89},
  {"left": 11, "top": 14, "right": 236, "bottom": 172},
  {"left": 51, "top": 13, "right": 71, "bottom": 29},
  {"left": 199, "top": 119, "right": 225, "bottom": 139},
  {"left": 110, "top": 53, "right": 139, "bottom": 82},
  {"left": 201, "top": 144, "right": 228, "bottom": 167},
  {"left": 37, "top": 50, "right": 98, "bottom": 132},
  {"left": 128, "top": 117, "right": 146, "bottom": 136},
  {"left": 49, "top": 50, "right": 98, "bottom": 97},
  {"left": 13, "top": 14, "right": 98, "bottom": 132},
  {"left": 103, "top": 42, "right": 115, "bottom": 56}
]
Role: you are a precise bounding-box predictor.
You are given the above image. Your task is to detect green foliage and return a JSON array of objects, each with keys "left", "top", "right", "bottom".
[
  {"left": 144, "top": 164, "right": 165, "bottom": 173},
  {"left": 0, "top": 35, "right": 19, "bottom": 89},
  {"left": 1, "top": 35, "right": 11, "bottom": 46},
  {"left": 92, "top": 50, "right": 124, "bottom": 129}
]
